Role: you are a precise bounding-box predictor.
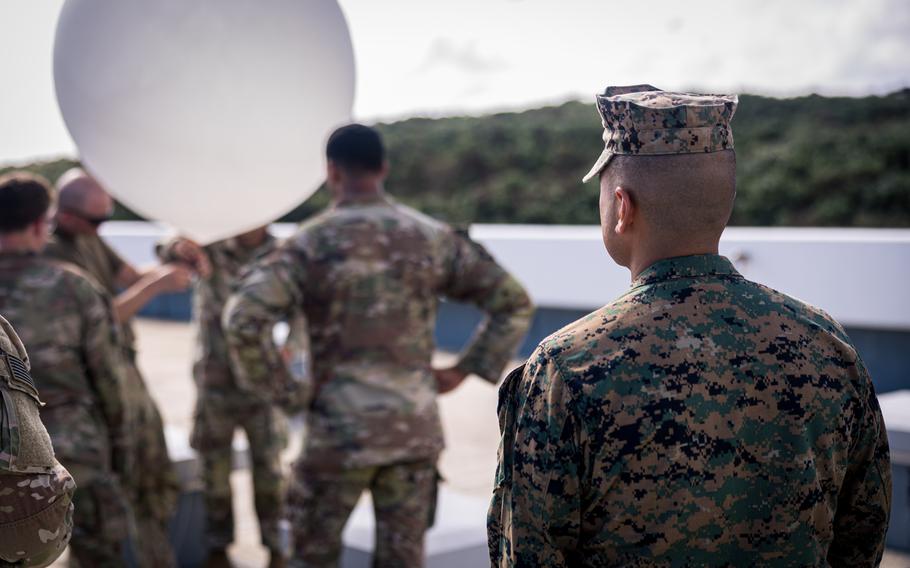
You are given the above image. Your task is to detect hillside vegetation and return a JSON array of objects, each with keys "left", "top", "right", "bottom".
[{"left": 5, "top": 90, "right": 909, "bottom": 227}]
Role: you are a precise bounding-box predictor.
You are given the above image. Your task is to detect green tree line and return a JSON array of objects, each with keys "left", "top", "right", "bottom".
[{"left": 4, "top": 90, "right": 909, "bottom": 227}]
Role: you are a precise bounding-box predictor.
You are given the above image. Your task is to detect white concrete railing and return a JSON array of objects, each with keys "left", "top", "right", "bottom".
[{"left": 101, "top": 223, "right": 910, "bottom": 331}]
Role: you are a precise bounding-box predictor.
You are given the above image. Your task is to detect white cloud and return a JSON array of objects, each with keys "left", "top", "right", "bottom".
[
  {"left": 415, "top": 39, "right": 506, "bottom": 75},
  {"left": 0, "top": 0, "right": 907, "bottom": 162}
]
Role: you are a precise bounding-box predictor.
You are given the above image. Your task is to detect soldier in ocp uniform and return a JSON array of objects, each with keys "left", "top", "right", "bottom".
[
  {"left": 224, "top": 124, "right": 534, "bottom": 567},
  {"left": 159, "top": 227, "right": 289, "bottom": 568},
  {"left": 0, "top": 172, "right": 133, "bottom": 567},
  {"left": 488, "top": 86, "right": 892, "bottom": 567},
  {"left": 0, "top": 314, "right": 76, "bottom": 568},
  {"left": 45, "top": 169, "right": 191, "bottom": 568}
]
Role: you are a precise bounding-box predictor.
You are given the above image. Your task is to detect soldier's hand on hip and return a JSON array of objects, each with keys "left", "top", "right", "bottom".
[{"left": 433, "top": 366, "right": 468, "bottom": 394}]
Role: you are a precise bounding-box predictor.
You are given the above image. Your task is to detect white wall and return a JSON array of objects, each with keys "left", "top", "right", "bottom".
[{"left": 102, "top": 223, "right": 910, "bottom": 331}]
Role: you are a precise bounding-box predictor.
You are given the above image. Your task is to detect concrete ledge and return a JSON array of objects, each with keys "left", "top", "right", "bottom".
[{"left": 880, "top": 391, "right": 910, "bottom": 551}]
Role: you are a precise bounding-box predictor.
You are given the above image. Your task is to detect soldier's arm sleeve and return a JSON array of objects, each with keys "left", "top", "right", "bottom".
[
  {"left": 155, "top": 235, "right": 208, "bottom": 265},
  {"left": 441, "top": 230, "right": 534, "bottom": 382},
  {"left": 0, "top": 315, "right": 75, "bottom": 567},
  {"left": 491, "top": 353, "right": 583, "bottom": 567},
  {"left": 222, "top": 248, "right": 308, "bottom": 410},
  {"left": 77, "top": 283, "right": 131, "bottom": 468},
  {"left": 827, "top": 360, "right": 892, "bottom": 567}
]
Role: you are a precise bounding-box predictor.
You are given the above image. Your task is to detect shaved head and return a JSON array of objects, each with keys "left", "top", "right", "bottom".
[
  {"left": 604, "top": 151, "right": 735, "bottom": 237},
  {"left": 53, "top": 168, "right": 115, "bottom": 234},
  {"left": 56, "top": 168, "right": 113, "bottom": 217},
  {"left": 599, "top": 150, "right": 736, "bottom": 271}
]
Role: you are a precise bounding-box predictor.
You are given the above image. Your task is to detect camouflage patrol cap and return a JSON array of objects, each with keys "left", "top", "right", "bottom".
[{"left": 582, "top": 85, "right": 739, "bottom": 183}]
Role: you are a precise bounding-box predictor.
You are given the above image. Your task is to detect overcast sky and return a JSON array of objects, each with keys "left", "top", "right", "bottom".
[{"left": 1, "top": 0, "right": 908, "bottom": 163}]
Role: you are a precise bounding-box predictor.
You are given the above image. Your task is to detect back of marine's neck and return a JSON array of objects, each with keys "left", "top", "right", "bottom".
[
  {"left": 333, "top": 183, "right": 385, "bottom": 206},
  {"left": 628, "top": 241, "right": 720, "bottom": 280}
]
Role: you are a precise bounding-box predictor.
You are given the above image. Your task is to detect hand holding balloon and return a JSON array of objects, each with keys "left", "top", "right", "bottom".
[{"left": 171, "top": 238, "right": 212, "bottom": 279}]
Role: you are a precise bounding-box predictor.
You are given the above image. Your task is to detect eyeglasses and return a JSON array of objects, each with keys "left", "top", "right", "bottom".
[{"left": 63, "top": 208, "right": 114, "bottom": 227}]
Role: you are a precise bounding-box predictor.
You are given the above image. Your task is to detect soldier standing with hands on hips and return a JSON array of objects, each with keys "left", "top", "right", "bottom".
[{"left": 224, "top": 124, "right": 534, "bottom": 567}]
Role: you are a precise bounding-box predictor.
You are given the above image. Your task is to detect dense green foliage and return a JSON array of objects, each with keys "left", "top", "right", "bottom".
[
  {"left": 5, "top": 90, "right": 909, "bottom": 227},
  {"left": 0, "top": 157, "right": 143, "bottom": 221}
]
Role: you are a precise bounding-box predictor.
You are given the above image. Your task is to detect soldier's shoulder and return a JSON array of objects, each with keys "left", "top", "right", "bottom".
[
  {"left": 48, "top": 259, "right": 103, "bottom": 289},
  {"left": 35, "top": 258, "right": 109, "bottom": 304},
  {"left": 288, "top": 201, "right": 450, "bottom": 249},
  {"left": 389, "top": 200, "right": 450, "bottom": 233},
  {"left": 743, "top": 278, "right": 852, "bottom": 343},
  {"left": 531, "top": 302, "right": 632, "bottom": 375},
  {"left": 346, "top": 199, "right": 449, "bottom": 235},
  {"left": 284, "top": 209, "right": 337, "bottom": 247},
  {"left": 0, "top": 315, "right": 28, "bottom": 366},
  {"left": 12, "top": 256, "right": 75, "bottom": 286}
]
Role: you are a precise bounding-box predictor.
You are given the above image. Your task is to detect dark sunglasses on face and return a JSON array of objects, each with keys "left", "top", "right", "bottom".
[{"left": 64, "top": 208, "right": 114, "bottom": 227}]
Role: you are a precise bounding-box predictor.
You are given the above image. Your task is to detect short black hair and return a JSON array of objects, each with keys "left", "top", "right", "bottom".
[
  {"left": 326, "top": 124, "right": 385, "bottom": 173},
  {"left": 0, "top": 172, "right": 54, "bottom": 234}
]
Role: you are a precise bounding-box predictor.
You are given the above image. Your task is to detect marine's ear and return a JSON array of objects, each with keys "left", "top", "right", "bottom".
[{"left": 613, "top": 186, "right": 635, "bottom": 235}]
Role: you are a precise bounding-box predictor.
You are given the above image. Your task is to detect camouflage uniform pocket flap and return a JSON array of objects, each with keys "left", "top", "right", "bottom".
[{"left": 1, "top": 388, "right": 57, "bottom": 474}]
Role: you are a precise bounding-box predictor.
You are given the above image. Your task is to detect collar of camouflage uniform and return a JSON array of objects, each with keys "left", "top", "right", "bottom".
[{"left": 631, "top": 254, "right": 741, "bottom": 289}]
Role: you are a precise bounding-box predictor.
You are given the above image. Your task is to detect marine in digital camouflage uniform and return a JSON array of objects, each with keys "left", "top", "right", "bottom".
[
  {"left": 0, "top": 314, "right": 76, "bottom": 568},
  {"left": 159, "top": 228, "right": 289, "bottom": 567},
  {"left": 224, "top": 124, "right": 534, "bottom": 567},
  {"left": 488, "top": 86, "right": 892, "bottom": 567},
  {"left": 0, "top": 172, "right": 133, "bottom": 567},
  {"left": 45, "top": 169, "right": 186, "bottom": 568}
]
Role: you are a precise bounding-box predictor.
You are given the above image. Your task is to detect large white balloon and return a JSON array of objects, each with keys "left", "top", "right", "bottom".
[{"left": 54, "top": 0, "right": 355, "bottom": 243}]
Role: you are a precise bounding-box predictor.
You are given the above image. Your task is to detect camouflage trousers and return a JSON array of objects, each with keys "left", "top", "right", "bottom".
[
  {"left": 287, "top": 459, "right": 438, "bottom": 568},
  {"left": 191, "top": 391, "right": 287, "bottom": 552},
  {"left": 123, "top": 361, "right": 179, "bottom": 568},
  {"left": 38, "top": 405, "right": 131, "bottom": 568},
  {"left": 66, "top": 463, "right": 132, "bottom": 568}
]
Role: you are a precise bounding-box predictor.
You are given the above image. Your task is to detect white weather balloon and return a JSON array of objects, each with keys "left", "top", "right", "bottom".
[{"left": 54, "top": 0, "right": 355, "bottom": 243}]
